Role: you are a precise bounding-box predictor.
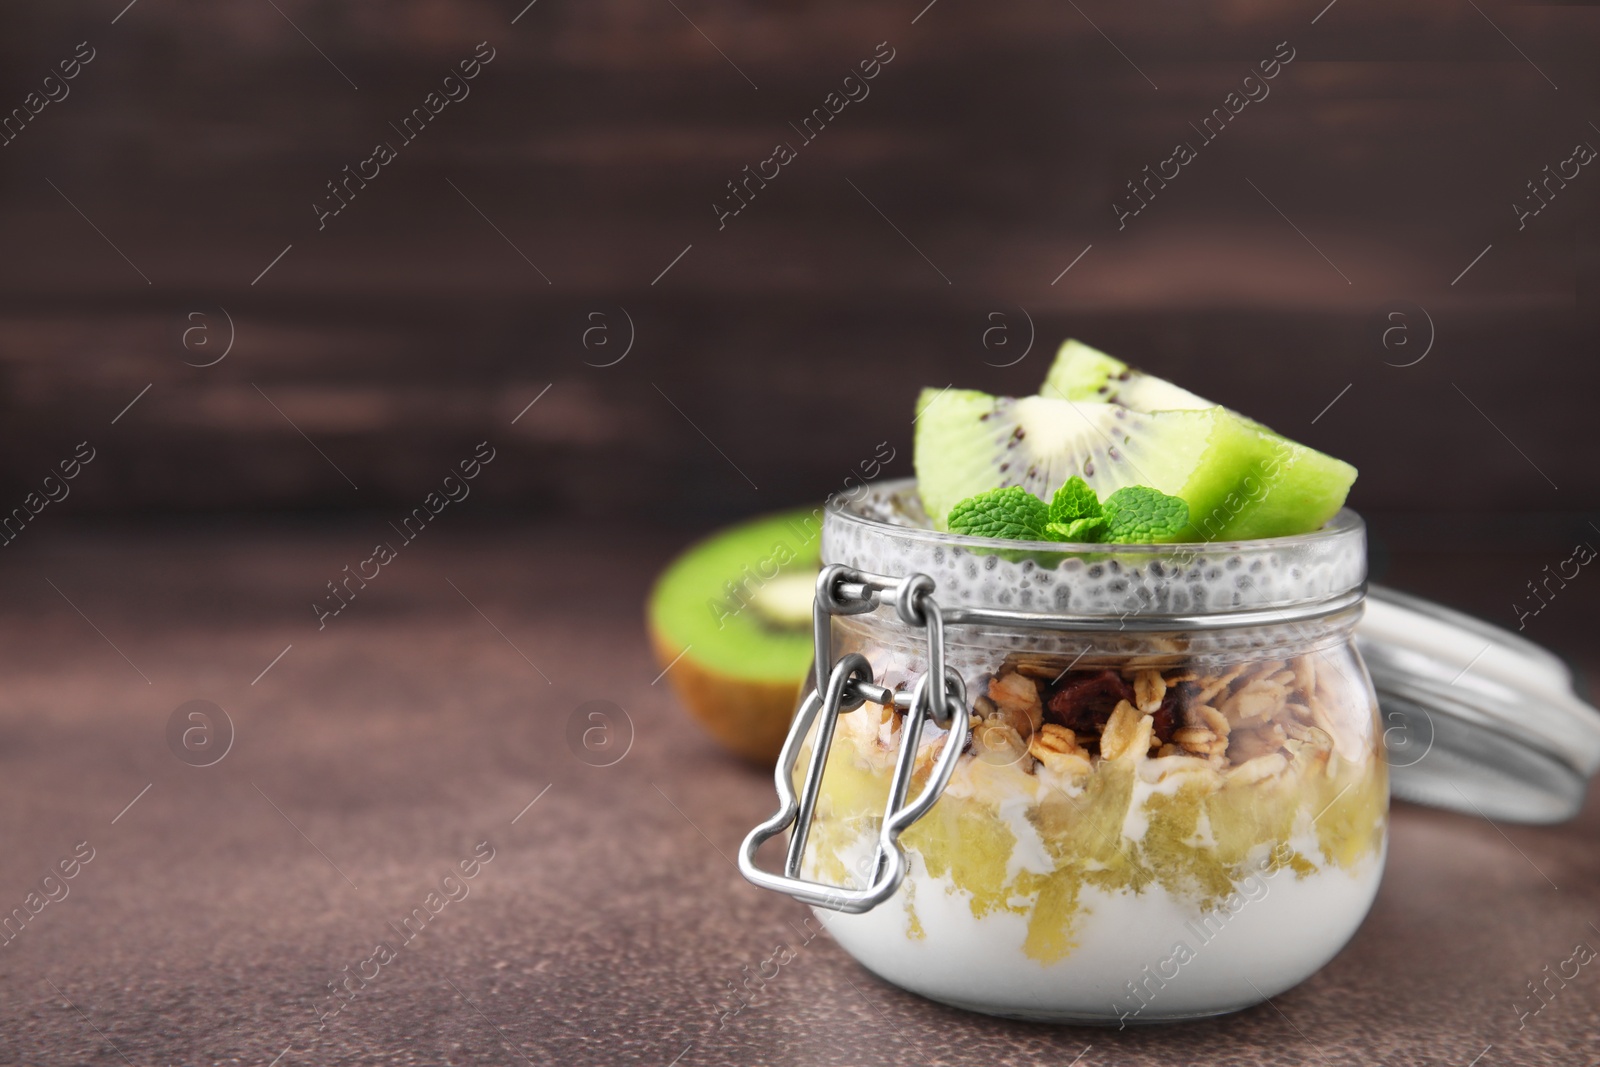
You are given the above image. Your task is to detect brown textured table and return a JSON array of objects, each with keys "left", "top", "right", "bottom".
[{"left": 0, "top": 520, "right": 1595, "bottom": 1067}]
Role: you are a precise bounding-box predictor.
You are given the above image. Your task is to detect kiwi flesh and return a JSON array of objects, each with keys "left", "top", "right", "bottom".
[
  {"left": 1042, "top": 339, "right": 1212, "bottom": 412},
  {"left": 915, "top": 385, "right": 1356, "bottom": 541},
  {"left": 1037, "top": 341, "right": 1357, "bottom": 540},
  {"left": 916, "top": 389, "right": 1208, "bottom": 534},
  {"left": 647, "top": 509, "right": 821, "bottom": 762}
]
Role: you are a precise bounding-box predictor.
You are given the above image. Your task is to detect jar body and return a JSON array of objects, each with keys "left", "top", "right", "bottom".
[{"left": 800, "top": 607, "right": 1387, "bottom": 1024}]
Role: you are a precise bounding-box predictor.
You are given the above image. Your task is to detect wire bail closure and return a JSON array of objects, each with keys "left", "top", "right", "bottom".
[{"left": 737, "top": 566, "right": 969, "bottom": 913}]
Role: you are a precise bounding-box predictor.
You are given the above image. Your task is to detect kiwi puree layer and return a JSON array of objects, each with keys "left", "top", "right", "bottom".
[{"left": 807, "top": 734, "right": 1384, "bottom": 965}]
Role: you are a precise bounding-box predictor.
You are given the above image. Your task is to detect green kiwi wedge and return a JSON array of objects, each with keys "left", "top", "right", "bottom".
[
  {"left": 1042, "top": 339, "right": 1213, "bottom": 412},
  {"left": 915, "top": 364, "right": 1356, "bottom": 541}
]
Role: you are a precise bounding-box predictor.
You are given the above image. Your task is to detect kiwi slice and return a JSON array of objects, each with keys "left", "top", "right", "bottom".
[
  {"left": 1038, "top": 341, "right": 1357, "bottom": 540},
  {"left": 917, "top": 389, "right": 1225, "bottom": 537},
  {"left": 1042, "top": 339, "right": 1212, "bottom": 412},
  {"left": 647, "top": 509, "right": 821, "bottom": 762},
  {"left": 915, "top": 386, "right": 1356, "bottom": 541}
]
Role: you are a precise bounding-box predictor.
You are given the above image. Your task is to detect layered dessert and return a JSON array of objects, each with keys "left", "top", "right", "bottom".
[{"left": 781, "top": 340, "right": 1386, "bottom": 1022}]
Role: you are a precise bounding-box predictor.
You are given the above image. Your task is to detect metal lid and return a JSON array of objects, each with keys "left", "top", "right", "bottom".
[{"left": 1357, "top": 584, "right": 1600, "bottom": 824}]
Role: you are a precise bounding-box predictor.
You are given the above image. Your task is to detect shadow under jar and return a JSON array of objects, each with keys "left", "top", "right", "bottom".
[{"left": 742, "top": 484, "right": 1385, "bottom": 1025}]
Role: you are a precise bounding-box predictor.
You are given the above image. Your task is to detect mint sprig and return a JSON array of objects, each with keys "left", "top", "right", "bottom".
[{"left": 946, "top": 479, "right": 1189, "bottom": 545}]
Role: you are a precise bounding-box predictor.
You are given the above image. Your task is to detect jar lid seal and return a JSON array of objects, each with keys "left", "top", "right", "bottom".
[{"left": 1357, "top": 584, "right": 1600, "bottom": 824}]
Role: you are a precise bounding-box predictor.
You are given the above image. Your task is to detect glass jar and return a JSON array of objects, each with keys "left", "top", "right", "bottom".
[{"left": 741, "top": 482, "right": 1386, "bottom": 1024}]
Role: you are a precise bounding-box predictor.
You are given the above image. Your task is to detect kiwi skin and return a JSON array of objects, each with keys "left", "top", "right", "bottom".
[{"left": 647, "top": 623, "right": 802, "bottom": 762}]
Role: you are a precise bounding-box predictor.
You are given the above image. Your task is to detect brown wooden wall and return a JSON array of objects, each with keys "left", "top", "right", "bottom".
[{"left": 0, "top": 0, "right": 1595, "bottom": 526}]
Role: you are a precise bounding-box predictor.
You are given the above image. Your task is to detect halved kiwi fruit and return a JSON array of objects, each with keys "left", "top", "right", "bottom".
[{"left": 647, "top": 509, "right": 822, "bottom": 762}]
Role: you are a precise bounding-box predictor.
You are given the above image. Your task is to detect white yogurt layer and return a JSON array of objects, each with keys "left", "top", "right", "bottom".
[{"left": 818, "top": 840, "right": 1384, "bottom": 1024}]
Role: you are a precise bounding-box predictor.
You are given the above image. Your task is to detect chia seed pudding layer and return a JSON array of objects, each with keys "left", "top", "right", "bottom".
[{"left": 823, "top": 479, "right": 1365, "bottom": 618}]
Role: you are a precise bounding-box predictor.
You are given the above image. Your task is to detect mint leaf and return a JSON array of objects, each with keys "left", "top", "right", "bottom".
[
  {"left": 1101, "top": 486, "right": 1190, "bottom": 543},
  {"left": 948, "top": 482, "right": 1188, "bottom": 544},
  {"left": 1049, "top": 476, "right": 1101, "bottom": 525},
  {"left": 947, "top": 486, "right": 1050, "bottom": 540},
  {"left": 1045, "top": 516, "right": 1107, "bottom": 543}
]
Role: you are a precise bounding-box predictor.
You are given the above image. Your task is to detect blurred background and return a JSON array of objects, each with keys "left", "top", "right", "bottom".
[
  {"left": 2, "top": 1, "right": 1597, "bottom": 640},
  {"left": 0, "top": 4, "right": 1597, "bottom": 1062},
  {"left": 0, "top": 0, "right": 1594, "bottom": 526}
]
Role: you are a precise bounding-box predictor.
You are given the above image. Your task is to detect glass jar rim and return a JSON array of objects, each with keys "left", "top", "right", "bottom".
[
  {"left": 826, "top": 478, "right": 1364, "bottom": 555},
  {"left": 822, "top": 479, "right": 1366, "bottom": 618}
]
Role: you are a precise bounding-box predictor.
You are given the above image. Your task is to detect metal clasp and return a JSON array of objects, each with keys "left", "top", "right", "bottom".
[{"left": 737, "top": 566, "right": 969, "bottom": 913}]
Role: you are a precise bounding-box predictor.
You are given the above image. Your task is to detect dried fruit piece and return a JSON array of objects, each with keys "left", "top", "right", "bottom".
[
  {"left": 1045, "top": 669, "right": 1136, "bottom": 731},
  {"left": 1150, "top": 687, "right": 1182, "bottom": 746}
]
